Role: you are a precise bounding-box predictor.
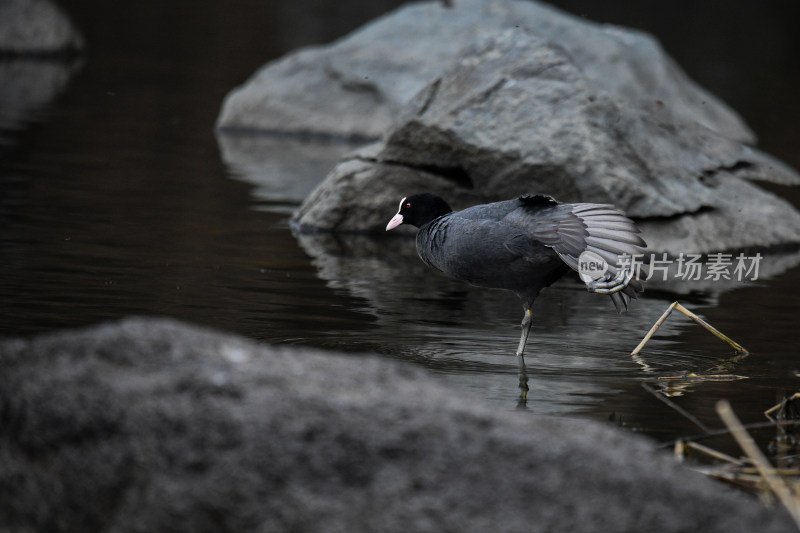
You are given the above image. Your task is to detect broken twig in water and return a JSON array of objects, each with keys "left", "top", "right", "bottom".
[
  {"left": 631, "top": 301, "right": 748, "bottom": 356},
  {"left": 716, "top": 399, "right": 800, "bottom": 527},
  {"left": 765, "top": 392, "right": 800, "bottom": 423},
  {"left": 668, "top": 393, "right": 800, "bottom": 509},
  {"left": 658, "top": 372, "right": 748, "bottom": 382},
  {"left": 674, "top": 440, "right": 746, "bottom": 466},
  {"left": 661, "top": 419, "right": 800, "bottom": 449}
]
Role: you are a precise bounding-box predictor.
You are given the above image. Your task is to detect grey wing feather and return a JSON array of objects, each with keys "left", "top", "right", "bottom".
[{"left": 531, "top": 202, "right": 647, "bottom": 312}]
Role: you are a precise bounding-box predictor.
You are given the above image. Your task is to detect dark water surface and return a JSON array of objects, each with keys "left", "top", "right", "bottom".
[{"left": 2, "top": 0, "right": 800, "bottom": 457}]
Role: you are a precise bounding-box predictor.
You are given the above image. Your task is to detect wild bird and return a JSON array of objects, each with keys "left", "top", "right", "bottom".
[{"left": 386, "top": 193, "right": 646, "bottom": 385}]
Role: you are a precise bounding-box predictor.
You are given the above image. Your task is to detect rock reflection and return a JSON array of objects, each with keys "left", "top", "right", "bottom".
[
  {"left": 0, "top": 59, "right": 82, "bottom": 150},
  {"left": 216, "top": 134, "right": 363, "bottom": 213},
  {"left": 293, "top": 229, "right": 659, "bottom": 372},
  {"left": 293, "top": 227, "right": 800, "bottom": 407},
  {"left": 293, "top": 229, "right": 597, "bottom": 329}
]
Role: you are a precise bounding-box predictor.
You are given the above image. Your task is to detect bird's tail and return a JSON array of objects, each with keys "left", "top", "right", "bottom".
[
  {"left": 561, "top": 203, "right": 647, "bottom": 314},
  {"left": 610, "top": 277, "right": 644, "bottom": 313},
  {"left": 522, "top": 197, "right": 647, "bottom": 312}
]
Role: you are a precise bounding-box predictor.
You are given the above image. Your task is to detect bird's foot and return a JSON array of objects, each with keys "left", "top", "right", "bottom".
[{"left": 587, "top": 265, "right": 634, "bottom": 295}]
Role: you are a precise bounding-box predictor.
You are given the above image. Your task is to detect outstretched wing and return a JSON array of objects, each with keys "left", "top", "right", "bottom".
[{"left": 519, "top": 196, "right": 647, "bottom": 312}]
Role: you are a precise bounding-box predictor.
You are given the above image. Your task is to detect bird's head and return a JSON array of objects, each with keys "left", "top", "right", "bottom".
[{"left": 386, "top": 193, "right": 453, "bottom": 230}]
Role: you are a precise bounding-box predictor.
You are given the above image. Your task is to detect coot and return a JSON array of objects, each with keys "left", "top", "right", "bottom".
[{"left": 386, "top": 193, "right": 645, "bottom": 366}]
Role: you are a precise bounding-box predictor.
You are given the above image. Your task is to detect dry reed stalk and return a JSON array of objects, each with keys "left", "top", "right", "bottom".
[
  {"left": 631, "top": 301, "right": 748, "bottom": 356},
  {"left": 716, "top": 399, "right": 800, "bottom": 528}
]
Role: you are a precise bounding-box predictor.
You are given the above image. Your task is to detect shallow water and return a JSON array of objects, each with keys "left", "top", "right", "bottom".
[{"left": 2, "top": 0, "right": 800, "bottom": 460}]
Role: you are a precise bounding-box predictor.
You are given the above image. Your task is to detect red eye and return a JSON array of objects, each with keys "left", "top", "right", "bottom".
[{"left": 405, "top": 203, "right": 411, "bottom": 209}]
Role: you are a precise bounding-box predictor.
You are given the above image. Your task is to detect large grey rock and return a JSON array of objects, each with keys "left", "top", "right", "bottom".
[
  {"left": 218, "top": 0, "right": 800, "bottom": 253},
  {"left": 0, "top": 318, "right": 794, "bottom": 532},
  {"left": 0, "top": 0, "right": 84, "bottom": 55},
  {"left": 291, "top": 25, "right": 800, "bottom": 253},
  {"left": 216, "top": 0, "right": 752, "bottom": 143}
]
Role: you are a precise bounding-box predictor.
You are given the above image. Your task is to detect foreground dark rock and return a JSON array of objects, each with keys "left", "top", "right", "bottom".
[{"left": 0, "top": 318, "right": 793, "bottom": 532}]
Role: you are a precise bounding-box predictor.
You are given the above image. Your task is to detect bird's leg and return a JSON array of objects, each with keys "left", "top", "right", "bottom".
[
  {"left": 587, "top": 265, "right": 634, "bottom": 295},
  {"left": 516, "top": 308, "right": 533, "bottom": 358},
  {"left": 516, "top": 309, "right": 532, "bottom": 402}
]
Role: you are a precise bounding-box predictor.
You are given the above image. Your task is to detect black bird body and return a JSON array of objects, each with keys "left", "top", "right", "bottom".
[
  {"left": 416, "top": 198, "right": 571, "bottom": 307},
  {"left": 386, "top": 192, "right": 645, "bottom": 396},
  {"left": 389, "top": 193, "right": 645, "bottom": 311}
]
